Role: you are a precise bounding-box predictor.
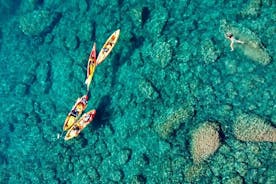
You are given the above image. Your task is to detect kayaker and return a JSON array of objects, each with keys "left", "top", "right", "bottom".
[
  {"left": 225, "top": 32, "right": 244, "bottom": 51},
  {"left": 83, "top": 114, "right": 91, "bottom": 122},
  {"left": 72, "top": 125, "right": 81, "bottom": 135},
  {"left": 81, "top": 95, "right": 88, "bottom": 103},
  {"left": 70, "top": 109, "right": 78, "bottom": 117},
  {"left": 103, "top": 48, "right": 109, "bottom": 53}
]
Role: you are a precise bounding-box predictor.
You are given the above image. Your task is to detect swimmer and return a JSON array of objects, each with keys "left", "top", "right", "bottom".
[{"left": 225, "top": 32, "right": 244, "bottom": 51}]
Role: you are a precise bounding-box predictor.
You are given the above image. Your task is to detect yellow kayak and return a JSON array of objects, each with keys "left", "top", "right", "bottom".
[
  {"left": 96, "top": 29, "right": 120, "bottom": 65},
  {"left": 63, "top": 95, "right": 88, "bottom": 131},
  {"left": 64, "top": 109, "right": 96, "bottom": 141},
  {"left": 85, "top": 42, "right": 97, "bottom": 91}
]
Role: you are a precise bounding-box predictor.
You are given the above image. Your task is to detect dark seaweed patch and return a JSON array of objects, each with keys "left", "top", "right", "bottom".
[{"left": 141, "top": 7, "right": 150, "bottom": 27}]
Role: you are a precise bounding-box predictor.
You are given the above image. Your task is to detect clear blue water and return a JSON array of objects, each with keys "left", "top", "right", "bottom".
[{"left": 0, "top": 0, "right": 275, "bottom": 183}]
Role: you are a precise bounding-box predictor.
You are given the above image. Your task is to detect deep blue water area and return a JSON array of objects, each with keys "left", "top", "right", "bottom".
[{"left": 0, "top": 0, "right": 275, "bottom": 183}]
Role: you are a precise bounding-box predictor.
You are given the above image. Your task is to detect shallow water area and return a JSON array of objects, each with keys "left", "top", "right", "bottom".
[{"left": 0, "top": 0, "right": 275, "bottom": 183}]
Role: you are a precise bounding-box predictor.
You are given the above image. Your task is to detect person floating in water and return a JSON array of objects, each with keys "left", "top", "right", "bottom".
[{"left": 225, "top": 32, "right": 244, "bottom": 51}]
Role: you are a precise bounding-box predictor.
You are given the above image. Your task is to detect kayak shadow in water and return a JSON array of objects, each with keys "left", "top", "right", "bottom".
[
  {"left": 90, "top": 95, "right": 112, "bottom": 131},
  {"left": 110, "top": 33, "right": 145, "bottom": 87},
  {"left": 111, "top": 53, "right": 124, "bottom": 87}
]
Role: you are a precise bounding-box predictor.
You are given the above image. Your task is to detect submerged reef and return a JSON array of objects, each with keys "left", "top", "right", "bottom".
[
  {"left": 240, "top": 0, "right": 262, "bottom": 19},
  {"left": 190, "top": 122, "right": 221, "bottom": 163},
  {"left": 201, "top": 39, "right": 221, "bottom": 64},
  {"left": 0, "top": 0, "right": 275, "bottom": 183},
  {"left": 19, "top": 10, "right": 61, "bottom": 36},
  {"left": 154, "top": 106, "right": 194, "bottom": 139},
  {"left": 234, "top": 114, "right": 276, "bottom": 142},
  {"left": 142, "top": 38, "right": 173, "bottom": 68}
]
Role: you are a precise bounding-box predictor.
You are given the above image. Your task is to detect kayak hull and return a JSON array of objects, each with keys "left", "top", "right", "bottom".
[
  {"left": 85, "top": 43, "right": 97, "bottom": 91},
  {"left": 63, "top": 115, "right": 76, "bottom": 131},
  {"left": 96, "top": 29, "right": 120, "bottom": 65}
]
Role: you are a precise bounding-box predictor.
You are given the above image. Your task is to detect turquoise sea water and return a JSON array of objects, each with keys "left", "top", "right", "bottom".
[{"left": 0, "top": 0, "right": 275, "bottom": 183}]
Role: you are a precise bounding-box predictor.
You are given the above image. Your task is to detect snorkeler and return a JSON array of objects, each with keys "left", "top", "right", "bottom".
[{"left": 225, "top": 32, "right": 244, "bottom": 51}]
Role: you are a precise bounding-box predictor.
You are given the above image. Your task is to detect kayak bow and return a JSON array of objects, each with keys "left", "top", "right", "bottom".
[
  {"left": 85, "top": 42, "right": 97, "bottom": 91},
  {"left": 96, "top": 29, "right": 120, "bottom": 65}
]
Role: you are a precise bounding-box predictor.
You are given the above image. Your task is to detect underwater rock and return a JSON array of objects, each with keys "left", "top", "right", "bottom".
[
  {"left": 144, "top": 7, "right": 168, "bottom": 38},
  {"left": 25, "top": 112, "right": 41, "bottom": 126},
  {"left": 64, "top": 33, "right": 79, "bottom": 50},
  {"left": 77, "top": 0, "right": 88, "bottom": 14},
  {"left": 22, "top": 72, "right": 36, "bottom": 84},
  {"left": 19, "top": 0, "right": 41, "bottom": 12},
  {"left": 51, "top": 54, "right": 73, "bottom": 82},
  {"left": 15, "top": 83, "right": 28, "bottom": 95},
  {"left": 116, "top": 148, "right": 132, "bottom": 166},
  {"left": 233, "top": 114, "right": 276, "bottom": 142},
  {"left": 72, "top": 64, "right": 85, "bottom": 83},
  {"left": 240, "top": 0, "right": 261, "bottom": 19},
  {"left": 154, "top": 106, "right": 194, "bottom": 139},
  {"left": 201, "top": 39, "right": 220, "bottom": 64},
  {"left": 42, "top": 168, "right": 56, "bottom": 181},
  {"left": 87, "top": 166, "right": 100, "bottom": 181},
  {"left": 137, "top": 78, "right": 159, "bottom": 102},
  {"left": 142, "top": 39, "right": 172, "bottom": 68},
  {"left": 36, "top": 61, "right": 51, "bottom": 83},
  {"left": 108, "top": 169, "right": 124, "bottom": 182},
  {"left": 129, "top": 174, "right": 147, "bottom": 184},
  {"left": 190, "top": 122, "right": 220, "bottom": 163},
  {"left": 77, "top": 20, "right": 93, "bottom": 42},
  {"left": 43, "top": 0, "right": 62, "bottom": 9},
  {"left": 19, "top": 10, "right": 60, "bottom": 36},
  {"left": 44, "top": 33, "right": 54, "bottom": 44},
  {"left": 224, "top": 175, "right": 244, "bottom": 184},
  {"left": 174, "top": 41, "right": 192, "bottom": 64},
  {"left": 184, "top": 164, "right": 206, "bottom": 183},
  {"left": 263, "top": 0, "right": 272, "bottom": 7},
  {"left": 127, "top": 7, "right": 143, "bottom": 27},
  {"left": 220, "top": 20, "right": 271, "bottom": 65}
]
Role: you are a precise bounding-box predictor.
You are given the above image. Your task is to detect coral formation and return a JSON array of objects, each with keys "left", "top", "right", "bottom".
[
  {"left": 154, "top": 106, "right": 194, "bottom": 139},
  {"left": 19, "top": 10, "right": 60, "bottom": 36},
  {"left": 190, "top": 122, "right": 220, "bottom": 163},
  {"left": 144, "top": 7, "right": 168, "bottom": 39},
  {"left": 233, "top": 114, "right": 276, "bottom": 142},
  {"left": 201, "top": 39, "right": 221, "bottom": 64},
  {"left": 137, "top": 78, "right": 159, "bottom": 102},
  {"left": 184, "top": 164, "right": 206, "bottom": 183},
  {"left": 142, "top": 38, "right": 172, "bottom": 68},
  {"left": 240, "top": 0, "right": 262, "bottom": 19}
]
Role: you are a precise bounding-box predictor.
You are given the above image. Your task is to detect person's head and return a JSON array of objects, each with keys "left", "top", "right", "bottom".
[
  {"left": 81, "top": 95, "right": 88, "bottom": 103},
  {"left": 226, "top": 32, "right": 233, "bottom": 38},
  {"left": 91, "top": 110, "right": 96, "bottom": 118}
]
